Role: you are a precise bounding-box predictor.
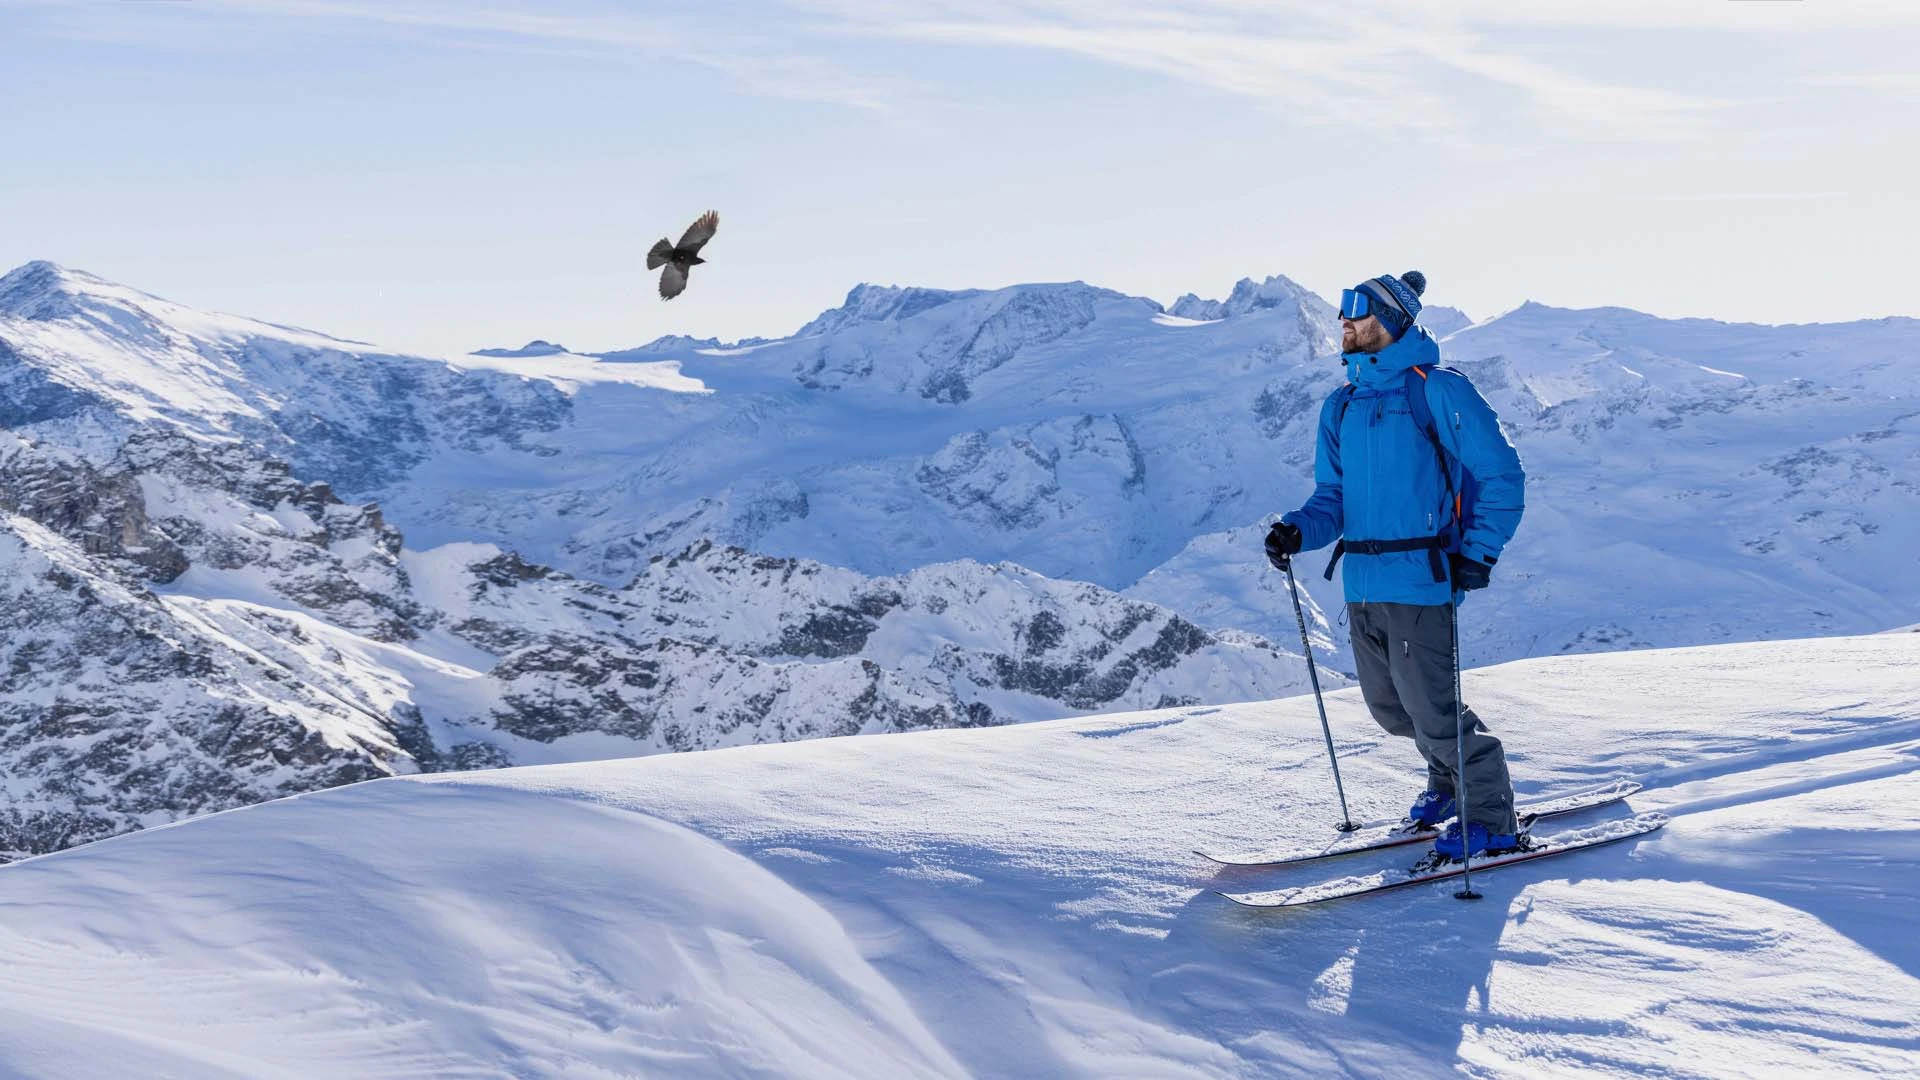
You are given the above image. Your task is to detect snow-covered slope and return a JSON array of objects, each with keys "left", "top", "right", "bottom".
[
  {"left": 1, "top": 632, "right": 1913, "bottom": 1078},
  {"left": 0, "top": 261, "right": 577, "bottom": 493},
  {"left": 514, "top": 274, "right": 1340, "bottom": 589}
]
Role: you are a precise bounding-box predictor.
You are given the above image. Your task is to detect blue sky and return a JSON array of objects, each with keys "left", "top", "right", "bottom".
[{"left": 3, "top": 0, "right": 1916, "bottom": 355}]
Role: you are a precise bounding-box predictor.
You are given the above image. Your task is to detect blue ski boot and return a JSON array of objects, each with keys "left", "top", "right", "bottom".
[
  {"left": 1406, "top": 789, "right": 1457, "bottom": 829},
  {"left": 1434, "top": 820, "right": 1526, "bottom": 861}
]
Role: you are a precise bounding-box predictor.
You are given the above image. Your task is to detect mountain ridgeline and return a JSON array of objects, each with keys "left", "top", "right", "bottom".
[{"left": 0, "top": 259, "right": 1914, "bottom": 856}]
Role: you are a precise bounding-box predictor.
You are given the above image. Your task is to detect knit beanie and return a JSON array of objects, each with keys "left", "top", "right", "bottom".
[{"left": 1356, "top": 270, "right": 1427, "bottom": 341}]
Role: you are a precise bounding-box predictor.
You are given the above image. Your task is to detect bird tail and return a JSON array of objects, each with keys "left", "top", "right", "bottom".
[{"left": 645, "top": 238, "right": 674, "bottom": 269}]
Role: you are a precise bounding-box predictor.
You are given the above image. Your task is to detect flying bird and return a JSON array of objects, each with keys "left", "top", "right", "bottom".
[{"left": 647, "top": 210, "right": 719, "bottom": 300}]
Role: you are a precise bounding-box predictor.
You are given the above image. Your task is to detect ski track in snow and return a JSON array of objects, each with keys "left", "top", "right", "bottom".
[{"left": 0, "top": 632, "right": 1915, "bottom": 1078}]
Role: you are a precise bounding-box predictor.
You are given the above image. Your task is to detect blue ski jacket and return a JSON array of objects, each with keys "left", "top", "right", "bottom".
[{"left": 1282, "top": 325, "right": 1525, "bottom": 606}]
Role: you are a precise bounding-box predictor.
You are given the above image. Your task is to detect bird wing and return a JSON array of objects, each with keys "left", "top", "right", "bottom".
[
  {"left": 659, "top": 263, "right": 689, "bottom": 300},
  {"left": 677, "top": 210, "right": 719, "bottom": 254},
  {"left": 645, "top": 238, "right": 674, "bottom": 269}
]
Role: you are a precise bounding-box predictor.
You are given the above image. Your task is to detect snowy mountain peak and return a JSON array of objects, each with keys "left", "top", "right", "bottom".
[
  {"left": 1168, "top": 274, "right": 1328, "bottom": 321},
  {"left": 794, "top": 283, "right": 986, "bottom": 337},
  {"left": 0, "top": 260, "right": 102, "bottom": 320},
  {"left": 1416, "top": 304, "right": 1473, "bottom": 338},
  {"left": 472, "top": 339, "right": 571, "bottom": 358},
  {"left": 595, "top": 334, "right": 728, "bottom": 361},
  {"left": 1220, "top": 274, "right": 1323, "bottom": 317},
  {"left": 781, "top": 280, "right": 1167, "bottom": 401},
  {"left": 0, "top": 258, "right": 363, "bottom": 359},
  {"left": 793, "top": 280, "right": 1155, "bottom": 341}
]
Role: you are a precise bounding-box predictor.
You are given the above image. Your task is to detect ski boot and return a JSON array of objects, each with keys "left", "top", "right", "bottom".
[
  {"left": 1433, "top": 820, "right": 1528, "bottom": 862},
  {"left": 1405, "top": 789, "right": 1457, "bottom": 830}
]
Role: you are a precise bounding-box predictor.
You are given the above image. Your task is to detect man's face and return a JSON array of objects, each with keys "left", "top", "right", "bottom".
[{"left": 1341, "top": 315, "right": 1392, "bottom": 354}]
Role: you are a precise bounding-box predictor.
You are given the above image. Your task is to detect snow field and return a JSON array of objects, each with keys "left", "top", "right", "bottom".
[{"left": 0, "top": 631, "right": 1913, "bottom": 1077}]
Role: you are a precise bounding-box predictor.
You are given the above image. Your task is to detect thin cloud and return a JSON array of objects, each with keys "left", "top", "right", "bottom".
[
  {"left": 76, "top": 0, "right": 909, "bottom": 111},
  {"left": 1646, "top": 192, "right": 1848, "bottom": 202},
  {"left": 1799, "top": 72, "right": 1920, "bottom": 97},
  {"left": 791, "top": 0, "right": 1738, "bottom": 140}
]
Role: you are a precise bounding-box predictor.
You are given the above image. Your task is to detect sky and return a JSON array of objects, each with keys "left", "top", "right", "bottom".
[{"left": 2, "top": 0, "right": 1916, "bottom": 356}]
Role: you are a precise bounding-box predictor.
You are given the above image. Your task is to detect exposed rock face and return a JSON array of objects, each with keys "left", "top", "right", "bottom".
[
  {"left": 340, "top": 535, "right": 1312, "bottom": 758},
  {"left": 597, "top": 541, "right": 1310, "bottom": 730},
  {"left": 487, "top": 635, "right": 962, "bottom": 752},
  {"left": 0, "top": 516, "right": 411, "bottom": 859},
  {"left": 0, "top": 434, "right": 189, "bottom": 579},
  {"left": 128, "top": 432, "right": 425, "bottom": 642}
]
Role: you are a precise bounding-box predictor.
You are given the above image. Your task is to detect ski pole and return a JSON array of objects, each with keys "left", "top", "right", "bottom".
[
  {"left": 1451, "top": 599, "right": 1481, "bottom": 900},
  {"left": 1282, "top": 559, "right": 1359, "bottom": 833}
]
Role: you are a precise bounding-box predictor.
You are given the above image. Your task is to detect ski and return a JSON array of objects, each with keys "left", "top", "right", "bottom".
[
  {"left": 1195, "top": 778, "right": 1641, "bottom": 868},
  {"left": 1218, "top": 812, "right": 1668, "bottom": 908}
]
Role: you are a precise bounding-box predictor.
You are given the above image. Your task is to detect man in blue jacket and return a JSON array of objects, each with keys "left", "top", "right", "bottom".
[{"left": 1264, "top": 270, "right": 1527, "bottom": 860}]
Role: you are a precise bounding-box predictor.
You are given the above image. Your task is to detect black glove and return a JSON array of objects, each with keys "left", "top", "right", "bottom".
[
  {"left": 1264, "top": 521, "right": 1303, "bottom": 570},
  {"left": 1449, "top": 553, "right": 1493, "bottom": 591}
]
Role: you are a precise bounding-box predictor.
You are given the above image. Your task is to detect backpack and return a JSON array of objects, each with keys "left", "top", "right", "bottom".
[{"left": 1322, "top": 364, "right": 1481, "bottom": 584}]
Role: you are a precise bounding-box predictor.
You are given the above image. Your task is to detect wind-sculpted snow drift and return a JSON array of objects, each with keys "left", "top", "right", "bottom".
[
  {"left": 0, "top": 633, "right": 1913, "bottom": 1077},
  {"left": 1, "top": 258, "right": 1916, "bottom": 856}
]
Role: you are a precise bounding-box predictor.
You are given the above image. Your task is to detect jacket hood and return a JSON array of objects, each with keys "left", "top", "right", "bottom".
[{"left": 1343, "top": 325, "right": 1439, "bottom": 387}]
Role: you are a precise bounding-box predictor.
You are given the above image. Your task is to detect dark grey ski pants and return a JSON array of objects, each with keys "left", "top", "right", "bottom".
[{"left": 1348, "top": 602, "right": 1518, "bottom": 834}]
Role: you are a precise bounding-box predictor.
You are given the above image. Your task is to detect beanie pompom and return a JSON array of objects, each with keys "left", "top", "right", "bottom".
[{"left": 1401, "top": 270, "right": 1427, "bottom": 297}]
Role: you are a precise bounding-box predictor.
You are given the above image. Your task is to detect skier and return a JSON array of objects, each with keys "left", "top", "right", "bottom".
[{"left": 1263, "top": 270, "right": 1527, "bottom": 860}]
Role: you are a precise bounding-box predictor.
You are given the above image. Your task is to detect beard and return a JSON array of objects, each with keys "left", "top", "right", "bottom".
[{"left": 1342, "top": 317, "right": 1392, "bottom": 354}]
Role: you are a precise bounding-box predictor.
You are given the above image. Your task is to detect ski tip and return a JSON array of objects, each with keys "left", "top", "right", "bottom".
[
  {"left": 1571, "top": 777, "right": 1642, "bottom": 798},
  {"left": 1216, "top": 888, "right": 1295, "bottom": 909}
]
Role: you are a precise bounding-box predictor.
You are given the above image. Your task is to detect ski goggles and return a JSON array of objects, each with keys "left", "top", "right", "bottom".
[{"left": 1338, "top": 287, "right": 1375, "bottom": 320}]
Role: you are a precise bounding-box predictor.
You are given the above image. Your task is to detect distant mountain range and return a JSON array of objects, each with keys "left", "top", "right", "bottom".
[{"left": 1, "top": 257, "right": 1913, "bottom": 856}]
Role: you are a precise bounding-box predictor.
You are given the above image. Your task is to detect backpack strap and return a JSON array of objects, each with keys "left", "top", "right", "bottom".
[
  {"left": 1406, "top": 365, "right": 1463, "bottom": 540},
  {"left": 1332, "top": 382, "right": 1356, "bottom": 428},
  {"left": 1321, "top": 384, "right": 1357, "bottom": 579}
]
